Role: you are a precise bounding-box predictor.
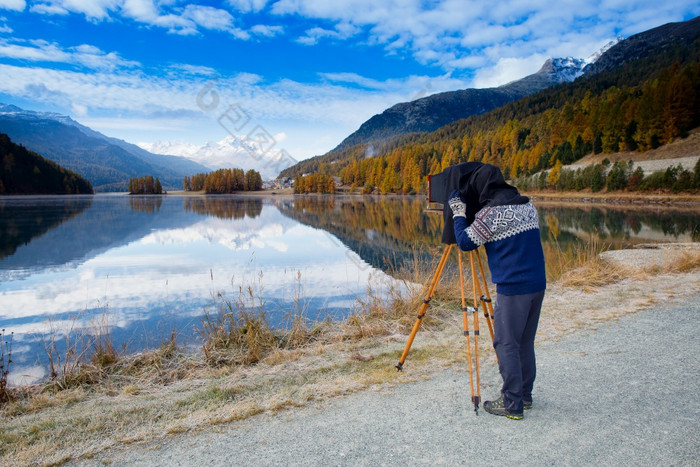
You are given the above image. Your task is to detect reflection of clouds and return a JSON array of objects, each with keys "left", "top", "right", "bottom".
[
  {"left": 140, "top": 218, "right": 288, "bottom": 252},
  {"left": 0, "top": 211, "right": 401, "bottom": 347},
  {"left": 7, "top": 365, "right": 46, "bottom": 387}
]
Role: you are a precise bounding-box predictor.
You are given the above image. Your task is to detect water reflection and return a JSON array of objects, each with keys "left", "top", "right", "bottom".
[
  {"left": 0, "top": 194, "right": 697, "bottom": 386},
  {"left": 183, "top": 196, "right": 263, "bottom": 219},
  {"left": 0, "top": 195, "right": 394, "bottom": 385},
  {"left": 0, "top": 195, "right": 93, "bottom": 260},
  {"left": 537, "top": 202, "right": 700, "bottom": 245},
  {"left": 276, "top": 196, "right": 443, "bottom": 272},
  {"left": 129, "top": 195, "right": 163, "bottom": 213}
]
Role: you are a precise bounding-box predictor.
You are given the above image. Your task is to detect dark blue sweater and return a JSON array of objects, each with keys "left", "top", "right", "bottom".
[{"left": 453, "top": 202, "right": 546, "bottom": 296}]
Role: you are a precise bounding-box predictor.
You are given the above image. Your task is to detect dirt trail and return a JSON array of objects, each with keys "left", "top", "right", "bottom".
[{"left": 77, "top": 291, "right": 700, "bottom": 466}]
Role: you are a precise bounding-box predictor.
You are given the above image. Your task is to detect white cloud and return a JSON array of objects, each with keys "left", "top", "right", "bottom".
[
  {"left": 30, "top": 0, "right": 119, "bottom": 20},
  {"left": 296, "top": 21, "right": 360, "bottom": 45},
  {"left": 269, "top": 0, "right": 700, "bottom": 76},
  {"left": 471, "top": 54, "right": 547, "bottom": 88},
  {"left": 227, "top": 0, "right": 268, "bottom": 13},
  {"left": 28, "top": 3, "right": 67, "bottom": 15},
  {"left": 0, "top": 38, "right": 140, "bottom": 70},
  {"left": 27, "top": 0, "right": 272, "bottom": 38},
  {"left": 250, "top": 24, "right": 284, "bottom": 37},
  {"left": 0, "top": 16, "right": 12, "bottom": 32},
  {"left": 71, "top": 102, "right": 87, "bottom": 116},
  {"left": 0, "top": 61, "right": 427, "bottom": 154},
  {"left": 0, "top": 0, "right": 25, "bottom": 11},
  {"left": 182, "top": 4, "right": 234, "bottom": 32},
  {"left": 167, "top": 63, "right": 218, "bottom": 77}
]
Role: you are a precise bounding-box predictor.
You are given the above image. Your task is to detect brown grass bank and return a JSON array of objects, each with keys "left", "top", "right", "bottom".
[{"left": 1, "top": 245, "right": 699, "bottom": 466}]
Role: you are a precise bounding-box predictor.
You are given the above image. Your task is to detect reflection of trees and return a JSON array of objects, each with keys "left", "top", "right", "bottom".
[
  {"left": 129, "top": 196, "right": 163, "bottom": 214},
  {"left": 537, "top": 204, "right": 699, "bottom": 243},
  {"left": 281, "top": 197, "right": 699, "bottom": 272},
  {"left": 183, "top": 197, "right": 263, "bottom": 220},
  {"left": 0, "top": 197, "right": 93, "bottom": 260},
  {"left": 278, "top": 196, "right": 443, "bottom": 271}
]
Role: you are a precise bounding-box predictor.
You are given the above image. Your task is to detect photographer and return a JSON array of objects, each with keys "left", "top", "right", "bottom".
[{"left": 447, "top": 163, "right": 546, "bottom": 420}]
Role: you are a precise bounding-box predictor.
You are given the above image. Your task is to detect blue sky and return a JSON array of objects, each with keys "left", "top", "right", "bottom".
[{"left": 0, "top": 0, "right": 699, "bottom": 169}]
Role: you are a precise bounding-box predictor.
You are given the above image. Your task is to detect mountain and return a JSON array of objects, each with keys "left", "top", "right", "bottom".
[
  {"left": 139, "top": 135, "right": 281, "bottom": 180},
  {"left": 585, "top": 15, "right": 700, "bottom": 75},
  {"left": 328, "top": 43, "right": 620, "bottom": 154},
  {"left": 0, "top": 132, "right": 93, "bottom": 195},
  {"left": 279, "top": 15, "right": 700, "bottom": 189},
  {"left": 0, "top": 105, "right": 209, "bottom": 191}
]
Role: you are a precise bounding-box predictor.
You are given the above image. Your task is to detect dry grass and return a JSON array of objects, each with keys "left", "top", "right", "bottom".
[
  {"left": 0, "top": 329, "right": 13, "bottom": 405},
  {"left": 1, "top": 243, "right": 699, "bottom": 466},
  {"left": 560, "top": 246, "right": 700, "bottom": 289}
]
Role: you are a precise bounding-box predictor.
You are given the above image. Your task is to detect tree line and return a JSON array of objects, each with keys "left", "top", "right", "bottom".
[
  {"left": 516, "top": 159, "right": 700, "bottom": 193},
  {"left": 183, "top": 168, "right": 263, "bottom": 194},
  {"left": 280, "top": 37, "right": 700, "bottom": 195},
  {"left": 293, "top": 173, "right": 336, "bottom": 194},
  {"left": 0, "top": 132, "right": 93, "bottom": 195},
  {"left": 128, "top": 175, "right": 163, "bottom": 194}
]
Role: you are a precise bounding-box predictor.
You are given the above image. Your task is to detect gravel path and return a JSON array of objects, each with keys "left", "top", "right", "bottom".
[{"left": 82, "top": 294, "right": 699, "bottom": 466}]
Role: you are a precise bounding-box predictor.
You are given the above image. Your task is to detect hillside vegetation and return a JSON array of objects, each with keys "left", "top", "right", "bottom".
[
  {"left": 0, "top": 133, "right": 93, "bottom": 195},
  {"left": 281, "top": 24, "right": 700, "bottom": 195}
]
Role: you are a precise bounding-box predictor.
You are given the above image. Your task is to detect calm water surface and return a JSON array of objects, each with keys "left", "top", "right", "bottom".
[{"left": 1, "top": 194, "right": 698, "bottom": 385}]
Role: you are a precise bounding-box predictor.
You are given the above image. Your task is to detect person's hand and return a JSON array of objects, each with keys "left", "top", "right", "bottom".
[{"left": 448, "top": 189, "right": 466, "bottom": 218}]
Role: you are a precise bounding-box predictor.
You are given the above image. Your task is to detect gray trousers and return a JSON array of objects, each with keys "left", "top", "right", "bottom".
[{"left": 492, "top": 290, "right": 545, "bottom": 413}]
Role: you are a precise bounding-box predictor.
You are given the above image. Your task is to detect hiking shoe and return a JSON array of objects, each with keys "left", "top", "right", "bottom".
[
  {"left": 483, "top": 396, "right": 524, "bottom": 420},
  {"left": 523, "top": 399, "right": 533, "bottom": 410}
]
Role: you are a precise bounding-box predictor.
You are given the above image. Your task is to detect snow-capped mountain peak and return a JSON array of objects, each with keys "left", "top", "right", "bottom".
[
  {"left": 535, "top": 36, "right": 626, "bottom": 85},
  {"left": 138, "top": 135, "right": 283, "bottom": 179},
  {"left": 585, "top": 36, "right": 624, "bottom": 64},
  {"left": 542, "top": 57, "right": 588, "bottom": 83}
]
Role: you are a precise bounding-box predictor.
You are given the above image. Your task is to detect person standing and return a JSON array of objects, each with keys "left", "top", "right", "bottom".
[{"left": 447, "top": 163, "right": 546, "bottom": 420}]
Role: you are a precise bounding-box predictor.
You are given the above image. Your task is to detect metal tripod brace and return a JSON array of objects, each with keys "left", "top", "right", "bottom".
[{"left": 395, "top": 244, "right": 495, "bottom": 415}]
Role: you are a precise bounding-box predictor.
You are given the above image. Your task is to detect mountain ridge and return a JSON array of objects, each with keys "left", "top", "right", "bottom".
[
  {"left": 278, "top": 15, "right": 700, "bottom": 185},
  {"left": 0, "top": 105, "right": 210, "bottom": 191},
  {"left": 326, "top": 37, "right": 624, "bottom": 155},
  {"left": 331, "top": 56, "right": 592, "bottom": 153}
]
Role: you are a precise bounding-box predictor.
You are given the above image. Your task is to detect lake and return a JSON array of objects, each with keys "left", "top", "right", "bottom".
[{"left": 1, "top": 194, "right": 698, "bottom": 385}]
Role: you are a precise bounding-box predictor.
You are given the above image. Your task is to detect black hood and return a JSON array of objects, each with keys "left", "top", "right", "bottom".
[{"left": 433, "top": 162, "right": 528, "bottom": 244}]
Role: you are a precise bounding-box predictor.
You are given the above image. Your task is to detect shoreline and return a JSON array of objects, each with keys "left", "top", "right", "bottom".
[
  {"left": 4, "top": 188, "right": 698, "bottom": 208},
  {"left": 524, "top": 190, "right": 700, "bottom": 206},
  {"left": 164, "top": 189, "right": 700, "bottom": 207},
  {"left": 2, "top": 245, "right": 699, "bottom": 465}
]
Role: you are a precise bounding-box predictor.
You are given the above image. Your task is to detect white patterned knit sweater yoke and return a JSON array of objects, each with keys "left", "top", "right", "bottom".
[{"left": 466, "top": 203, "right": 540, "bottom": 247}]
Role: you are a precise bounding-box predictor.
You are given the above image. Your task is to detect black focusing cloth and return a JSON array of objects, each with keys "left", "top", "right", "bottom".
[{"left": 430, "top": 162, "right": 528, "bottom": 245}]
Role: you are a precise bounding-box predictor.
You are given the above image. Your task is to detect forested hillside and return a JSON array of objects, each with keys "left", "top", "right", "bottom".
[
  {"left": 0, "top": 133, "right": 93, "bottom": 195},
  {"left": 281, "top": 17, "right": 700, "bottom": 195}
]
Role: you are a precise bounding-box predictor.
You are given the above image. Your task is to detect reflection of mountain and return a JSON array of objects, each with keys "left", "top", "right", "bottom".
[
  {"left": 0, "top": 196, "right": 92, "bottom": 260},
  {"left": 0, "top": 195, "right": 272, "bottom": 276},
  {"left": 275, "top": 196, "right": 443, "bottom": 271},
  {"left": 0, "top": 196, "right": 197, "bottom": 274}
]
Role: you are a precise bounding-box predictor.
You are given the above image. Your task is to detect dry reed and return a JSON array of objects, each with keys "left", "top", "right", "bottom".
[{"left": 2, "top": 242, "right": 699, "bottom": 465}]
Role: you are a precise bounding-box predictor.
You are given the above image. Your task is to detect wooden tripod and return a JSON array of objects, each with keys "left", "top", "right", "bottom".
[{"left": 395, "top": 244, "right": 495, "bottom": 414}]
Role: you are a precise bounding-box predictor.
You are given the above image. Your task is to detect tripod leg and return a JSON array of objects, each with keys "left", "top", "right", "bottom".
[
  {"left": 458, "top": 250, "right": 477, "bottom": 411},
  {"left": 396, "top": 244, "right": 452, "bottom": 371},
  {"left": 475, "top": 250, "right": 496, "bottom": 343},
  {"left": 468, "top": 251, "right": 482, "bottom": 413}
]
